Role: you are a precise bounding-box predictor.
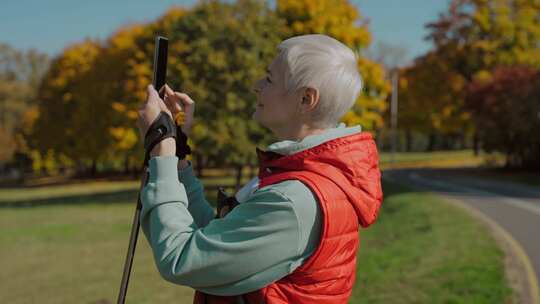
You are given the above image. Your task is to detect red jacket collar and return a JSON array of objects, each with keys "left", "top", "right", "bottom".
[{"left": 256, "top": 132, "right": 383, "bottom": 227}]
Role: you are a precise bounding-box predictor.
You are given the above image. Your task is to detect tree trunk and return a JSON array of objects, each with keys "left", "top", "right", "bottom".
[
  {"left": 443, "top": 135, "right": 450, "bottom": 150},
  {"left": 91, "top": 159, "right": 97, "bottom": 177},
  {"left": 473, "top": 132, "right": 480, "bottom": 156},
  {"left": 124, "top": 155, "right": 129, "bottom": 174},
  {"left": 427, "top": 133, "right": 436, "bottom": 151},
  {"left": 375, "top": 129, "right": 383, "bottom": 150},
  {"left": 405, "top": 130, "right": 412, "bottom": 152},
  {"left": 131, "top": 163, "right": 139, "bottom": 180},
  {"left": 235, "top": 164, "right": 243, "bottom": 191},
  {"left": 75, "top": 160, "right": 85, "bottom": 177}
]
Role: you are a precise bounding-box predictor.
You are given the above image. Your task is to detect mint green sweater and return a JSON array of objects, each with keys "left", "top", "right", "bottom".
[{"left": 140, "top": 123, "right": 362, "bottom": 296}]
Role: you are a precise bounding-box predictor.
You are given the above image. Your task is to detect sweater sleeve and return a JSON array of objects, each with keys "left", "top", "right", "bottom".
[
  {"left": 177, "top": 160, "right": 215, "bottom": 228},
  {"left": 140, "top": 155, "right": 303, "bottom": 296}
]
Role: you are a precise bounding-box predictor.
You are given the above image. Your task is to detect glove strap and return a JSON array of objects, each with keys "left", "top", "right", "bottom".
[
  {"left": 176, "top": 126, "right": 192, "bottom": 160},
  {"left": 143, "top": 111, "right": 177, "bottom": 166}
]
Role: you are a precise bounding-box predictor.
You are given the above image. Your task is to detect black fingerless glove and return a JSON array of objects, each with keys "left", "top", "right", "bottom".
[
  {"left": 143, "top": 111, "right": 177, "bottom": 166},
  {"left": 176, "top": 125, "right": 192, "bottom": 160}
]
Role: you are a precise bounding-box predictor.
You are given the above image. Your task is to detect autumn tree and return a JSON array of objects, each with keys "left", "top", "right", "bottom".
[
  {"left": 466, "top": 66, "right": 540, "bottom": 168},
  {"left": 276, "top": 0, "right": 391, "bottom": 131},
  {"left": 0, "top": 43, "right": 49, "bottom": 171},
  {"left": 157, "top": 0, "right": 285, "bottom": 186},
  {"left": 29, "top": 39, "right": 103, "bottom": 175},
  {"left": 398, "top": 51, "right": 472, "bottom": 151},
  {"left": 398, "top": 0, "right": 540, "bottom": 152},
  {"left": 427, "top": 0, "right": 540, "bottom": 77},
  {"left": 25, "top": 0, "right": 391, "bottom": 180},
  {"left": 99, "top": 23, "right": 156, "bottom": 174}
]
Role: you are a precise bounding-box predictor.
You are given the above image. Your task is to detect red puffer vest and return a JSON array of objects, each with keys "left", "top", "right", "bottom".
[{"left": 194, "top": 132, "right": 383, "bottom": 304}]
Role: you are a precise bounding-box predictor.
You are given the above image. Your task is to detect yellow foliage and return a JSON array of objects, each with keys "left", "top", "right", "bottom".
[
  {"left": 29, "top": 149, "right": 58, "bottom": 174},
  {"left": 399, "top": 77, "right": 409, "bottom": 90},
  {"left": 442, "top": 106, "right": 453, "bottom": 118},
  {"left": 126, "top": 110, "right": 139, "bottom": 120},
  {"left": 108, "top": 24, "right": 147, "bottom": 50},
  {"left": 21, "top": 106, "right": 39, "bottom": 133},
  {"left": 111, "top": 101, "right": 127, "bottom": 113},
  {"left": 31, "top": 1, "right": 393, "bottom": 170},
  {"left": 342, "top": 57, "right": 391, "bottom": 130},
  {"left": 358, "top": 58, "right": 392, "bottom": 94},
  {"left": 277, "top": 0, "right": 371, "bottom": 49},
  {"left": 109, "top": 127, "right": 138, "bottom": 150},
  {"left": 472, "top": 70, "right": 492, "bottom": 84},
  {"left": 29, "top": 149, "right": 42, "bottom": 172},
  {"left": 277, "top": 0, "right": 389, "bottom": 130},
  {"left": 62, "top": 92, "right": 72, "bottom": 103},
  {"left": 449, "top": 74, "right": 466, "bottom": 92},
  {"left": 155, "top": 6, "right": 188, "bottom": 30},
  {"left": 46, "top": 40, "right": 101, "bottom": 91}
]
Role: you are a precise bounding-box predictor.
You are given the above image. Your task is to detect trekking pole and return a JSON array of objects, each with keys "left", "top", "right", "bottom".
[
  {"left": 117, "top": 174, "right": 146, "bottom": 304},
  {"left": 117, "top": 36, "right": 169, "bottom": 304}
]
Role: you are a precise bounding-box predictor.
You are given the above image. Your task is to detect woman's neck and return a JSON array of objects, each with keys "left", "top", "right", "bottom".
[{"left": 274, "top": 124, "right": 329, "bottom": 142}]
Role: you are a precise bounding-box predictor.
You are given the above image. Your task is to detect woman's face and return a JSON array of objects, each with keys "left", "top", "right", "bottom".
[{"left": 252, "top": 56, "right": 301, "bottom": 135}]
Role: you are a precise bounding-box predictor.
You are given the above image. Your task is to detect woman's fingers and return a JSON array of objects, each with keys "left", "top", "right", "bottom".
[
  {"left": 174, "top": 92, "right": 195, "bottom": 107},
  {"left": 158, "top": 85, "right": 166, "bottom": 97},
  {"left": 164, "top": 87, "right": 195, "bottom": 121},
  {"left": 163, "top": 84, "right": 184, "bottom": 113},
  {"left": 164, "top": 84, "right": 174, "bottom": 99},
  {"left": 160, "top": 84, "right": 195, "bottom": 135}
]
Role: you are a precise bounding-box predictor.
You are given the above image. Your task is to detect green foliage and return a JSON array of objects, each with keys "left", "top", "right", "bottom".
[
  {"left": 164, "top": 0, "right": 286, "bottom": 167},
  {"left": 23, "top": 0, "right": 390, "bottom": 174}
]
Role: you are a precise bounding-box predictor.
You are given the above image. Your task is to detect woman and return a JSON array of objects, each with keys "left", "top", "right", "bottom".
[{"left": 137, "top": 34, "right": 383, "bottom": 304}]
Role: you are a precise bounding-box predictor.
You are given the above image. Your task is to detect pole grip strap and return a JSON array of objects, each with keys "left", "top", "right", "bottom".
[{"left": 143, "top": 111, "right": 177, "bottom": 165}]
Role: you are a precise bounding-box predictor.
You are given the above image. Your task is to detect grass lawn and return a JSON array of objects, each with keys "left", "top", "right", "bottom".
[
  {"left": 0, "top": 178, "right": 511, "bottom": 303},
  {"left": 379, "top": 149, "right": 505, "bottom": 170},
  {"left": 352, "top": 182, "right": 511, "bottom": 303}
]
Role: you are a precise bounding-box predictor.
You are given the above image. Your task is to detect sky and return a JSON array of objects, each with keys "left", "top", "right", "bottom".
[{"left": 0, "top": 0, "right": 450, "bottom": 64}]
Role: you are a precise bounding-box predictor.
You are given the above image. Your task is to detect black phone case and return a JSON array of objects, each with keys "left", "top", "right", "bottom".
[{"left": 153, "top": 36, "right": 168, "bottom": 98}]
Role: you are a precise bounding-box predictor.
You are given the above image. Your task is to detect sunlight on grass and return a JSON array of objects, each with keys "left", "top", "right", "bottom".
[
  {"left": 379, "top": 149, "right": 505, "bottom": 170},
  {"left": 0, "top": 180, "right": 511, "bottom": 303}
]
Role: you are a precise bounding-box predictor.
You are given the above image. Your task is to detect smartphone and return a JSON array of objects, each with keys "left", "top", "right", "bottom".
[{"left": 152, "top": 36, "right": 168, "bottom": 98}]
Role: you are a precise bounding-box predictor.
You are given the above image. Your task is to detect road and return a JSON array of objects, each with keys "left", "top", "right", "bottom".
[{"left": 384, "top": 168, "right": 540, "bottom": 299}]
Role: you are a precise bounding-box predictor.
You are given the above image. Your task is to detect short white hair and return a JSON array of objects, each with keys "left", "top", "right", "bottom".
[{"left": 276, "top": 34, "right": 363, "bottom": 128}]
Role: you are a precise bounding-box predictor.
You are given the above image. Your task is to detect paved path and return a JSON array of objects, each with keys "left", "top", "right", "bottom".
[{"left": 384, "top": 168, "right": 540, "bottom": 302}]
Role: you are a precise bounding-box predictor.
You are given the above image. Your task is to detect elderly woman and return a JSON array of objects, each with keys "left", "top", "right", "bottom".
[{"left": 137, "top": 34, "right": 382, "bottom": 304}]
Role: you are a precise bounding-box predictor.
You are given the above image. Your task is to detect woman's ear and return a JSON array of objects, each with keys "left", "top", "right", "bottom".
[{"left": 301, "top": 87, "right": 320, "bottom": 112}]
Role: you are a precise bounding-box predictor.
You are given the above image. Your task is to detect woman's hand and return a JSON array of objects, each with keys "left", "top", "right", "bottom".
[
  {"left": 137, "top": 84, "right": 176, "bottom": 157},
  {"left": 160, "top": 84, "right": 195, "bottom": 137}
]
